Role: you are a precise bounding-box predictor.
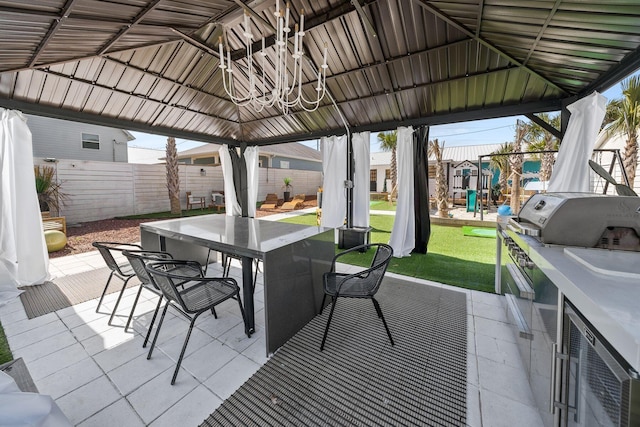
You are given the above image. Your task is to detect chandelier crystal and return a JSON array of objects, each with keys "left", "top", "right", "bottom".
[{"left": 218, "top": 1, "right": 328, "bottom": 114}]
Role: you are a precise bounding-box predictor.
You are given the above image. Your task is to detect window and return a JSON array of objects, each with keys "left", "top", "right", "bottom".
[
  {"left": 428, "top": 165, "right": 437, "bottom": 178},
  {"left": 82, "top": 133, "right": 100, "bottom": 150},
  {"left": 385, "top": 169, "right": 391, "bottom": 179},
  {"left": 280, "top": 160, "right": 290, "bottom": 169},
  {"left": 258, "top": 159, "right": 264, "bottom": 167}
]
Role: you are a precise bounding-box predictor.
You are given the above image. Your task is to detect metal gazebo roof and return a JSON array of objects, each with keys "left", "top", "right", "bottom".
[{"left": 1, "top": 0, "right": 639, "bottom": 147}]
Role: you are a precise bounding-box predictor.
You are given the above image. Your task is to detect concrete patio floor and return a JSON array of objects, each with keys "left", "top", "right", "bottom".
[{"left": 0, "top": 211, "right": 542, "bottom": 426}]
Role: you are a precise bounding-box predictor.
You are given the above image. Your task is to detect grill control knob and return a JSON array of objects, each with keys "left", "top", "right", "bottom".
[
  {"left": 525, "top": 259, "right": 535, "bottom": 270},
  {"left": 518, "top": 256, "right": 527, "bottom": 268}
]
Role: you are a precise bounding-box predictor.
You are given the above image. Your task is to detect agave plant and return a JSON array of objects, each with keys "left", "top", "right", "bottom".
[{"left": 34, "top": 165, "right": 66, "bottom": 214}]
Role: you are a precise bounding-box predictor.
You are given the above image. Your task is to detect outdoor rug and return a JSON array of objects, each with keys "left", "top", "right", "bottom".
[
  {"left": 201, "top": 277, "right": 467, "bottom": 426},
  {"left": 18, "top": 268, "right": 138, "bottom": 319}
]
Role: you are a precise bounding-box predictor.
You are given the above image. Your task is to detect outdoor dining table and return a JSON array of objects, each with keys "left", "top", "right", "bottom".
[{"left": 140, "top": 215, "right": 334, "bottom": 354}]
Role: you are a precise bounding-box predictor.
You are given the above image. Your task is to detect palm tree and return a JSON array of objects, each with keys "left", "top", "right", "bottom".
[
  {"left": 603, "top": 75, "right": 640, "bottom": 185},
  {"left": 428, "top": 139, "right": 449, "bottom": 218},
  {"left": 489, "top": 142, "right": 513, "bottom": 197},
  {"left": 166, "top": 136, "right": 181, "bottom": 215},
  {"left": 527, "top": 113, "right": 561, "bottom": 182},
  {"left": 378, "top": 131, "right": 397, "bottom": 192},
  {"left": 509, "top": 120, "right": 529, "bottom": 214}
]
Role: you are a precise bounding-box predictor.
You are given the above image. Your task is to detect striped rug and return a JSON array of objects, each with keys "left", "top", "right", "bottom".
[
  {"left": 18, "top": 268, "right": 138, "bottom": 319},
  {"left": 202, "top": 277, "right": 467, "bottom": 426}
]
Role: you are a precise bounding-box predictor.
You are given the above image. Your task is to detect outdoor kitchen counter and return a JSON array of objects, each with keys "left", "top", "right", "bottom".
[{"left": 528, "top": 244, "right": 640, "bottom": 372}]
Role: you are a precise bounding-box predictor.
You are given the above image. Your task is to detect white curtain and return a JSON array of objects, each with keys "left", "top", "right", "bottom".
[
  {"left": 389, "top": 126, "right": 415, "bottom": 257},
  {"left": 244, "top": 146, "right": 259, "bottom": 218},
  {"left": 0, "top": 109, "right": 49, "bottom": 304},
  {"left": 547, "top": 92, "right": 608, "bottom": 192},
  {"left": 219, "top": 145, "right": 242, "bottom": 216},
  {"left": 352, "top": 132, "right": 370, "bottom": 228},
  {"left": 321, "top": 135, "right": 347, "bottom": 228}
]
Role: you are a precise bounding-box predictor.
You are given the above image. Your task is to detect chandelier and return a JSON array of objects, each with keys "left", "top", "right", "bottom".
[{"left": 218, "top": 1, "right": 328, "bottom": 114}]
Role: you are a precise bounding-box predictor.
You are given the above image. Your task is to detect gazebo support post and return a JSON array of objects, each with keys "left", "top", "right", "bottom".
[{"left": 346, "top": 132, "right": 354, "bottom": 228}]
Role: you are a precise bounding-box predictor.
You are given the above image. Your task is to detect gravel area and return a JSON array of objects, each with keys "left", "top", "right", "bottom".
[{"left": 49, "top": 199, "right": 318, "bottom": 259}]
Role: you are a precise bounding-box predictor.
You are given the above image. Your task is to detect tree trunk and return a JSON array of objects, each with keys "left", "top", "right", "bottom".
[
  {"left": 435, "top": 159, "right": 448, "bottom": 218},
  {"left": 623, "top": 135, "right": 638, "bottom": 187},
  {"left": 166, "top": 137, "right": 181, "bottom": 215},
  {"left": 391, "top": 147, "right": 397, "bottom": 190},
  {"left": 429, "top": 140, "right": 449, "bottom": 218},
  {"left": 540, "top": 136, "right": 555, "bottom": 183},
  {"left": 509, "top": 122, "right": 526, "bottom": 214},
  {"left": 499, "top": 168, "right": 508, "bottom": 196}
]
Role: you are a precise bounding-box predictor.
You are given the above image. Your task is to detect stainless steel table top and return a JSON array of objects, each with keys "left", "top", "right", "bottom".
[{"left": 140, "top": 214, "right": 331, "bottom": 259}]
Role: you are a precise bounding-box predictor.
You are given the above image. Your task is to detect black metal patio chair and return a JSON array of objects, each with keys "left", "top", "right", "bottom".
[
  {"left": 145, "top": 260, "right": 247, "bottom": 385},
  {"left": 92, "top": 241, "right": 142, "bottom": 325},
  {"left": 122, "top": 250, "right": 203, "bottom": 348},
  {"left": 319, "top": 243, "right": 394, "bottom": 351},
  {"left": 221, "top": 253, "right": 261, "bottom": 293}
]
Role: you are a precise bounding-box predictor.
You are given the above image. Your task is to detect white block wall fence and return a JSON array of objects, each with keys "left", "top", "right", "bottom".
[{"left": 34, "top": 158, "right": 322, "bottom": 224}]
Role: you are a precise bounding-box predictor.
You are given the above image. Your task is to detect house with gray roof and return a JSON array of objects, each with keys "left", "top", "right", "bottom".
[
  {"left": 370, "top": 143, "right": 503, "bottom": 195},
  {"left": 28, "top": 114, "right": 134, "bottom": 163},
  {"left": 177, "top": 142, "right": 322, "bottom": 172}
]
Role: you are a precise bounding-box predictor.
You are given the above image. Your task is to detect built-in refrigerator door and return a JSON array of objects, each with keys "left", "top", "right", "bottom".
[{"left": 560, "top": 302, "right": 639, "bottom": 427}]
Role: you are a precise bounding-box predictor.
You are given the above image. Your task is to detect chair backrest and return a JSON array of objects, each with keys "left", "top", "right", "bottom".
[
  {"left": 123, "top": 250, "right": 173, "bottom": 287},
  {"left": 365, "top": 244, "right": 393, "bottom": 295},
  {"left": 145, "top": 260, "right": 203, "bottom": 310},
  {"left": 265, "top": 193, "right": 278, "bottom": 203},
  {"left": 92, "top": 242, "right": 141, "bottom": 275}
]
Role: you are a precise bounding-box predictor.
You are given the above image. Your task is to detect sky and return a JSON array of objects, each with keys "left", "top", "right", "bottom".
[{"left": 128, "top": 69, "right": 640, "bottom": 154}]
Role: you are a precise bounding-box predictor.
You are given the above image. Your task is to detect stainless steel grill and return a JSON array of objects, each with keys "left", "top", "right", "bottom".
[{"left": 507, "top": 192, "right": 640, "bottom": 250}]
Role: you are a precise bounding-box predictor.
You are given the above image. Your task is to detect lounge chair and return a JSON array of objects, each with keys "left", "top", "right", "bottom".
[
  {"left": 281, "top": 193, "right": 305, "bottom": 210},
  {"left": 259, "top": 193, "right": 279, "bottom": 210},
  {"left": 186, "top": 191, "right": 205, "bottom": 210}
]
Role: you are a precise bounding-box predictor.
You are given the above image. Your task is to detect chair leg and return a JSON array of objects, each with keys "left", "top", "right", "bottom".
[
  {"left": 372, "top": 297, "right": 394, "bottom": 346},
  {"left": 320, "top": 297, "right": 337, "bottom": 351},
  {"left": 252, "top": 259, "right": 260, "bottom": 292},
  {"left": 108, "top": 276, "right": 133, "bottom": 326},
  {"left": 143, "top": 295, "right": 163, "bottom": 348},
  {"left": 96, "top": 271, "right": 115, "bottom": 312},
  {"left": 211, "top": 307, "right": 218, "bottom": 319},
  {"left": 124, "top": 284, "right": 144, "bottom": 332},
  {"left": 319, "top": 293, "right": 327, "bottom": 315},
  {"left": 235, "top": 292, "right": 249, "bottom": 338},
  {"left": 147, "top": 303, "right": 170, "bottom": 360},
  {"left": 172, "top": 313, "right": 202, "bottom": 385}
]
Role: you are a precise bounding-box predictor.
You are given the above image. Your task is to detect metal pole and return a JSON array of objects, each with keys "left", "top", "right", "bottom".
[
  {"left": 346, "top": 132, "right": 354, "bottom": 228},
  {"left": 241, "top": 144, "right": 249, "bottom": 217},
  {"left": 478, "top": 155, "right": 483, "bottom": 221}
]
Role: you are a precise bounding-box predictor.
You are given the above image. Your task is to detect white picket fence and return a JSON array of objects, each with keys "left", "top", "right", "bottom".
[{"left": 35, "top": 158, "right": 322, "bottom": 224}]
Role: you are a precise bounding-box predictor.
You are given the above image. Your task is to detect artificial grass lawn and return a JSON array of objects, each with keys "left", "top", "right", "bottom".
[
  {"left": 0, "top": 322, "right": 12, "bottom": 365},
  {"left": 368, "top": 200, "right": 397, "bottom": 211},
  {"left": 280, "top": 214, "right": 496, "bottom": 293}
]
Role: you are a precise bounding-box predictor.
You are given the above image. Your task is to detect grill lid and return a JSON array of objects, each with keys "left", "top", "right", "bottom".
[{"left": 514, "top": 192, "right": 640, "bottom": 248}]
